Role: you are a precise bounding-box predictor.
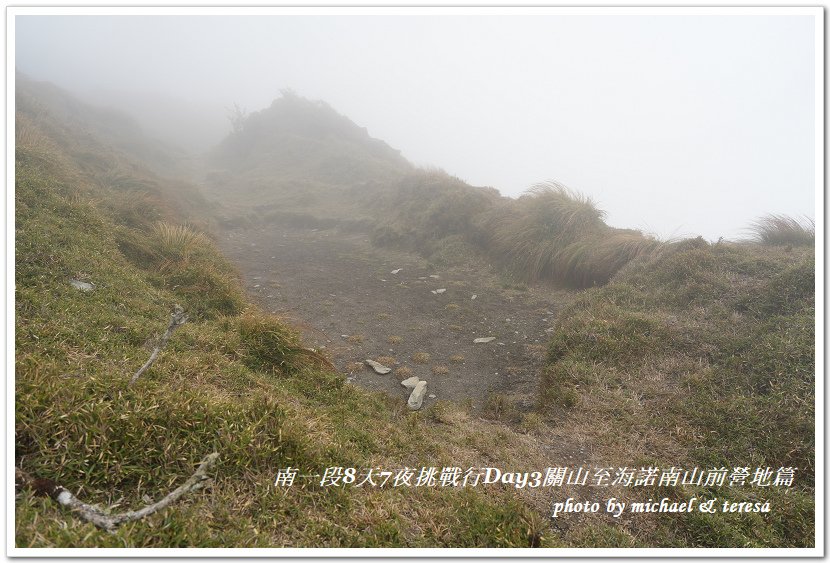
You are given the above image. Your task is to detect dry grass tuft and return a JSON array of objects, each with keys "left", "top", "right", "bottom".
[
  {"left": 411, "top": 352, "right": 431, "bottom": 364},
  {"left": 375, "top": 355, "right": 397, "bottom": 366},
  {"left": 151, "top": 222, "right": 210, "bottom": 261},
  {"left": 431, "top": 365, "right": 449, "bottom": 376},
  {"left": 449, "top": 354, "right": 465, "bottom": 363},
  {"left": 748, "top": 214, "right": 815, "bottom": 247},
  {"left": 387, "top": 335, "right": 402, "bottom": 345}
]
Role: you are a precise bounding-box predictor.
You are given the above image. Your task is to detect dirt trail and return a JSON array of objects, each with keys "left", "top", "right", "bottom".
[{"left": 218, "top": 222, "right": 570, "bottom": 415}]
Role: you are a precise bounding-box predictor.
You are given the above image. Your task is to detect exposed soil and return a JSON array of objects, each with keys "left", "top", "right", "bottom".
[{"left": 218, "top": 222, "right": 572, "bottom": 415}]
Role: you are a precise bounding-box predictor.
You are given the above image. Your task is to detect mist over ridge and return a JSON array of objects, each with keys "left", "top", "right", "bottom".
[{"left": 15, "top": 12, "right": 818, "bottom": 241}]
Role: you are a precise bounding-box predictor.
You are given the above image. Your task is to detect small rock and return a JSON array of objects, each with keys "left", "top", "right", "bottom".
[
  {"left": 408, "top": 381, "right": 428, "bottom": 410},
  {"left": 428, "top": 394, "right": 436, "bottom": 399},
  {"left": 341, "top": 334, "right": 349, "bottom": 338},
  {"left": 365, "top": 359, "right": 391, "bottom": 374},
  {"left": 429, "top": 275, "right": 440, "bottom": 279},
  {"left": 401, "top": 376, "right": 420, "bottom": 389},
  {"left": 391, "top": 268, "right": 402, "bottom": 274},
  {"left": 431, "top": 288, "right": 447, "bottom": 295},
  {"left": 471, "top": 294, "right": 477, "bottom": 300},
  {"left": 474, "top": 337, "right": 496, "bottom": 344},
  {"left": 70, "top": 279, "right": 94, "bottom": 292}
]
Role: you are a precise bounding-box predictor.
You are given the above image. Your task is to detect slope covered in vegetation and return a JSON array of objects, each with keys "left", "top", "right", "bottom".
[
  {"left": 14, "top": 80, "right": 816, "bottom": 549},
  {"left": 208, "top": 92, "right": 660, "bottom": 289},
  {"left": 537, "top": 237, "right": 815, "bottom": 546},
  {"left": 14, "top": 83, "right": 552, "bottom": 548}
]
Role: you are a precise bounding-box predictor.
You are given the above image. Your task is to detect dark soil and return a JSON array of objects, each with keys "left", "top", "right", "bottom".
[{"left": 218, "top": 222, "right": 571, "bottom": 415}]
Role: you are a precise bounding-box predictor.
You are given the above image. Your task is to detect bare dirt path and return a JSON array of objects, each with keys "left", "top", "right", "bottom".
[{"left": 218, "top": 222, "right": 571, "bottom": 415}]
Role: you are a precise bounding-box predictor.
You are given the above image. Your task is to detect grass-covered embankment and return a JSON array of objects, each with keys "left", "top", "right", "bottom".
[
  {"left": 537, "top": 236, "right": 815, "bottom": 547},
  {"left": 14, "top": 101, "right": 549, "bottom": 548}
]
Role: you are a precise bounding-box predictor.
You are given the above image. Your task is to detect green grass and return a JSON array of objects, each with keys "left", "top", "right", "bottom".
[
  {"left": 538, "top": 238, "right": 815, "bottom": 547},
  {"left": 14, "top": 100, "right": 547, "bottom": 548}
]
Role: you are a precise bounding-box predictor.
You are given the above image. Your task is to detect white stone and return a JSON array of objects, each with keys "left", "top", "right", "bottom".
[
  {"left": 431, "top": 288, "right": 446, "bottom": 295},
  {"left": 70, "top": 279, "right": 94, "bottom": 292},
  {"left": 473, "top": 337, "right": 496, "bottom": 344},
  {"left": 391, "top": 268, "right": 402, "bottom": 274},
  {"left": 408, "top": 381, "right": 428, "bottom": 410},
  {"left": 365, "top": 359, "right": 391, "bottom": 374},
  {"left": 401, "top": 376, "right": 420, "bottom": 389}
]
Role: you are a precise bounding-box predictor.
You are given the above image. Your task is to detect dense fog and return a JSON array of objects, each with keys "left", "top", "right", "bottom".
[{"left": 15, "top": 11, "right": 818, "bottom": 241}]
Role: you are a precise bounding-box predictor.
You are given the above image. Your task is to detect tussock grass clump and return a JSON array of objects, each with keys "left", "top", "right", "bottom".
[
  {"left": 237, "top": 311, "right": 303, "bottom": 375},
  {"left": 151, "top": 222, "right": 210, "bottom": 261},
  {"left": 411, "top": 352, "right": 431, "bottom": 364},
  {"left": 484, "top": 183, "right": 659, "bottom": 287},
  {"left": 748, "top": 214, "right": 815, "bottom": 247},
  {"left": 375, "top": 355, "right": 397, "bottom": 366}
]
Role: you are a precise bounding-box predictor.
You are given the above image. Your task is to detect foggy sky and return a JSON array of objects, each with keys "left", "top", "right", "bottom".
[{"left": 14, "top": 11, "right": 819, "bottom": 241}]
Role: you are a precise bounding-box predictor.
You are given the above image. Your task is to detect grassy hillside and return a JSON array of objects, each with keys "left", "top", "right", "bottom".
[
  {"left": 14, "top": 89, "right": 552, "bottom": 548},
  {"left": 15, "top": 81, "right": 816, "bottom": 549},
  {"left": 205, "top": 93, "right": 659, "bottom": 290},
  {"left": 537, "top": 237, "right": 815, "bottom": 546},
  {"left": 16, "top": 73, "right": 189, "bottom": 178}
]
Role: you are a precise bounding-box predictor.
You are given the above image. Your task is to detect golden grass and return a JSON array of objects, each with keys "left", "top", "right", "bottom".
[
  {"left": 375, "top": 355, "right": 397, "bottom": 366},
  {"left": 411, "top": 352, "right": 431, "bottom": 364},
  {"left": 151, "top": 221, "right": 210, "bottom": 260}
]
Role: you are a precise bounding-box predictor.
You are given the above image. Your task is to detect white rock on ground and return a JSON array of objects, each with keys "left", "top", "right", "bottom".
[
  {"left": 365, "top": 359, "right": 392, "bottom": 374},
  {"left": 428, "top": 394, "right": 436, "bottom": 399},
  {"left": 431, "top": 288, "right": 447, "bottom": 295},
  {"left": 391, "top": 268, "right": 402, "bottom": 274},
  {"left": 408, "top": 381, "right": 428, "bottom": 410},
  {"left": 70, "top": 279, "right": 94, "bottom": 292},
  {"left": 400, "top": 376, "right": 420, "bottom": 389},
  {"left": 473, "top": 337, "right": 496, "bottom": 344}
]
